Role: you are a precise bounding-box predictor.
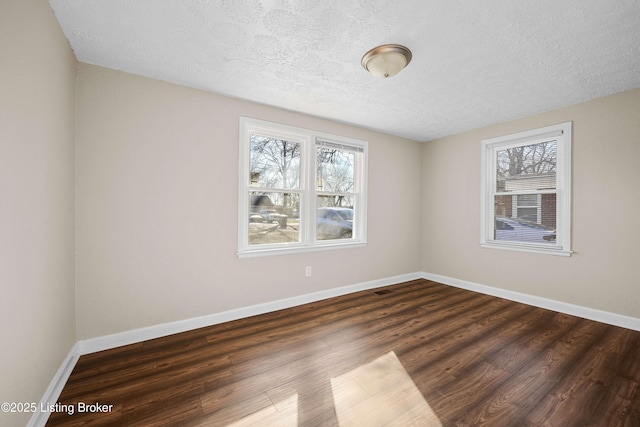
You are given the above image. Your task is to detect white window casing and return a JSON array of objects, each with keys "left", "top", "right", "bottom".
[
  {"left": 480, "top": 122, "right": 572, "bottom": 256},
  {"left": 238, "top": 117, "right": 368, "bottom": 258}
]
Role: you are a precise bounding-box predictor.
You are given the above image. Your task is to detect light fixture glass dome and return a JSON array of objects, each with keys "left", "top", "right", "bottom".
[{"left": 361, "top": 44, "right": 412, "bottom": 78}]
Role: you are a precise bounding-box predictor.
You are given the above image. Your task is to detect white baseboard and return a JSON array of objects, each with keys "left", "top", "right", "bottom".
[
  {"left": 78, "top": 272, "right": 423, "bottom": 355},
  {"left": 421, "top": 271, "right": 640, "bottom": 332},
  {"left": 27, "top": 342, "right": 80, "bottom": 427},
  {"left": 77, "top": 270, "right": 640, "bottom": 355}
]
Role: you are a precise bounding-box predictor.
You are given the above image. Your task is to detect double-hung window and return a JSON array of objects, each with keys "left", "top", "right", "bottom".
[
  {"left": 238, "top": 118, "right": 367, "bottom": 257},
  {"left": 480, "top": 122, "right": 572, "bottom": 256}
]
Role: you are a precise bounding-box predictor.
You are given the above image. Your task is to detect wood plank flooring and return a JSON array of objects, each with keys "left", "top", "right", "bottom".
[{"left": 46, "top": 279, "right": 640, "bottom": 426}]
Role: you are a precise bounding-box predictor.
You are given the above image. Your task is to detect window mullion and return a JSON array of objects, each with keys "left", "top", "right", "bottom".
[{"left": 304, "top": 136, "right": 315, "bottom": 245}]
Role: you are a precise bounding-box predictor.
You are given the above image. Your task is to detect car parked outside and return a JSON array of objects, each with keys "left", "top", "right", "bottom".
[
  {"left": 317, "top": 207, "right": 353, "bottom": 239},
  {"left": 495, "top": 217, "right": 555, "bottom": 243}
]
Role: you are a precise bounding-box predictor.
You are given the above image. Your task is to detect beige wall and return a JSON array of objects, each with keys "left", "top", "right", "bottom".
[
  {"left": 75, "top": 63, "right": 423, "bottom": 340},
  {"left": 421, "top": 88, "right": 640, "bottom": 319},
  {"left": 0, "top": 1, "right": 77, "bottom": 425}
]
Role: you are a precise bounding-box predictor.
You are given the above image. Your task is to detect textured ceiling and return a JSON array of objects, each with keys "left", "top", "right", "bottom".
[{"left": 49, "top": 0, "right": 640, "bottom": 142}]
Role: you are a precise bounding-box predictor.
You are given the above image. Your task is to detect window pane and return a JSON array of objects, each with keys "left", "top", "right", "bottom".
[
  {"left": 248, "top": 192, "right": 300, "bottom": 246},
  {"left": 316, "top": 207, "right": 353, "bottom": 240},
  {"left": 250, "top": 135, "right": 300, "bottom": 189},
  {"left": 496, "top": 140, "right": 557, "bottom": 192},
  {"left": 316, "top": 146, "right": 354, "bottom": 192},
  {"left": 494, "top": 195, "right": 556, "bottom": 244}
]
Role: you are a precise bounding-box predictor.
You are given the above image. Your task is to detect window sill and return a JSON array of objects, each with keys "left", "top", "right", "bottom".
[
  {"left": 480, "top": 242, "right": 572, "bottom": 257},
  {"left": 237, "top": 241, "right": 367, "bottom": 258}
]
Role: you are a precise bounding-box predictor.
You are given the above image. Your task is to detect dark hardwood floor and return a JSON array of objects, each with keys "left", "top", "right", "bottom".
[{"left": 47, "top": 279, "right": 640, "bottom": 426}]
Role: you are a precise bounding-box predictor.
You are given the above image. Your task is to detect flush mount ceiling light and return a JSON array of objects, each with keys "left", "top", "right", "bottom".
[{"left": 361, "top": 44, "right": 412, "bottom": 78}]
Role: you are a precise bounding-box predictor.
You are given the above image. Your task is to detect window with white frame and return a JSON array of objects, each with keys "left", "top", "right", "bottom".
[
  {"left": 480, "top": 122, "right": 572, "bottom": 255},
  {"left": 238, "top": 117, "right": 367, "bottom": 257}
]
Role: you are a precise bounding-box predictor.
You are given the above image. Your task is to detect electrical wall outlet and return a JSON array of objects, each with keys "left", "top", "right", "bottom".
[{"left": 305, "top": 266, "right": 312, "bottom": 277}]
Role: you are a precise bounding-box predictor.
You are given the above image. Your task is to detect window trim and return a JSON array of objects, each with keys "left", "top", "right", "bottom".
[
  {"left": 480, "top": 122, "right": 572, "bottom": 256},
  {"left": 238, "top": 117, "right": 368, "bottom": 258}
]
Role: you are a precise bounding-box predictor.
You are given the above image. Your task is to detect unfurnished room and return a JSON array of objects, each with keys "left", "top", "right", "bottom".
[{"left": 2, "top": 1, "right": 640, "bottom": 426}]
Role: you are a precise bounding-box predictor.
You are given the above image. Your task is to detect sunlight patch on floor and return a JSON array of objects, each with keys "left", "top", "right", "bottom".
[
  {"left": 331, "top": 351, "right": 442, "bottom": 426},
  {"left": 225, "top": 394, "right": 298, "bottom": 427}
]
